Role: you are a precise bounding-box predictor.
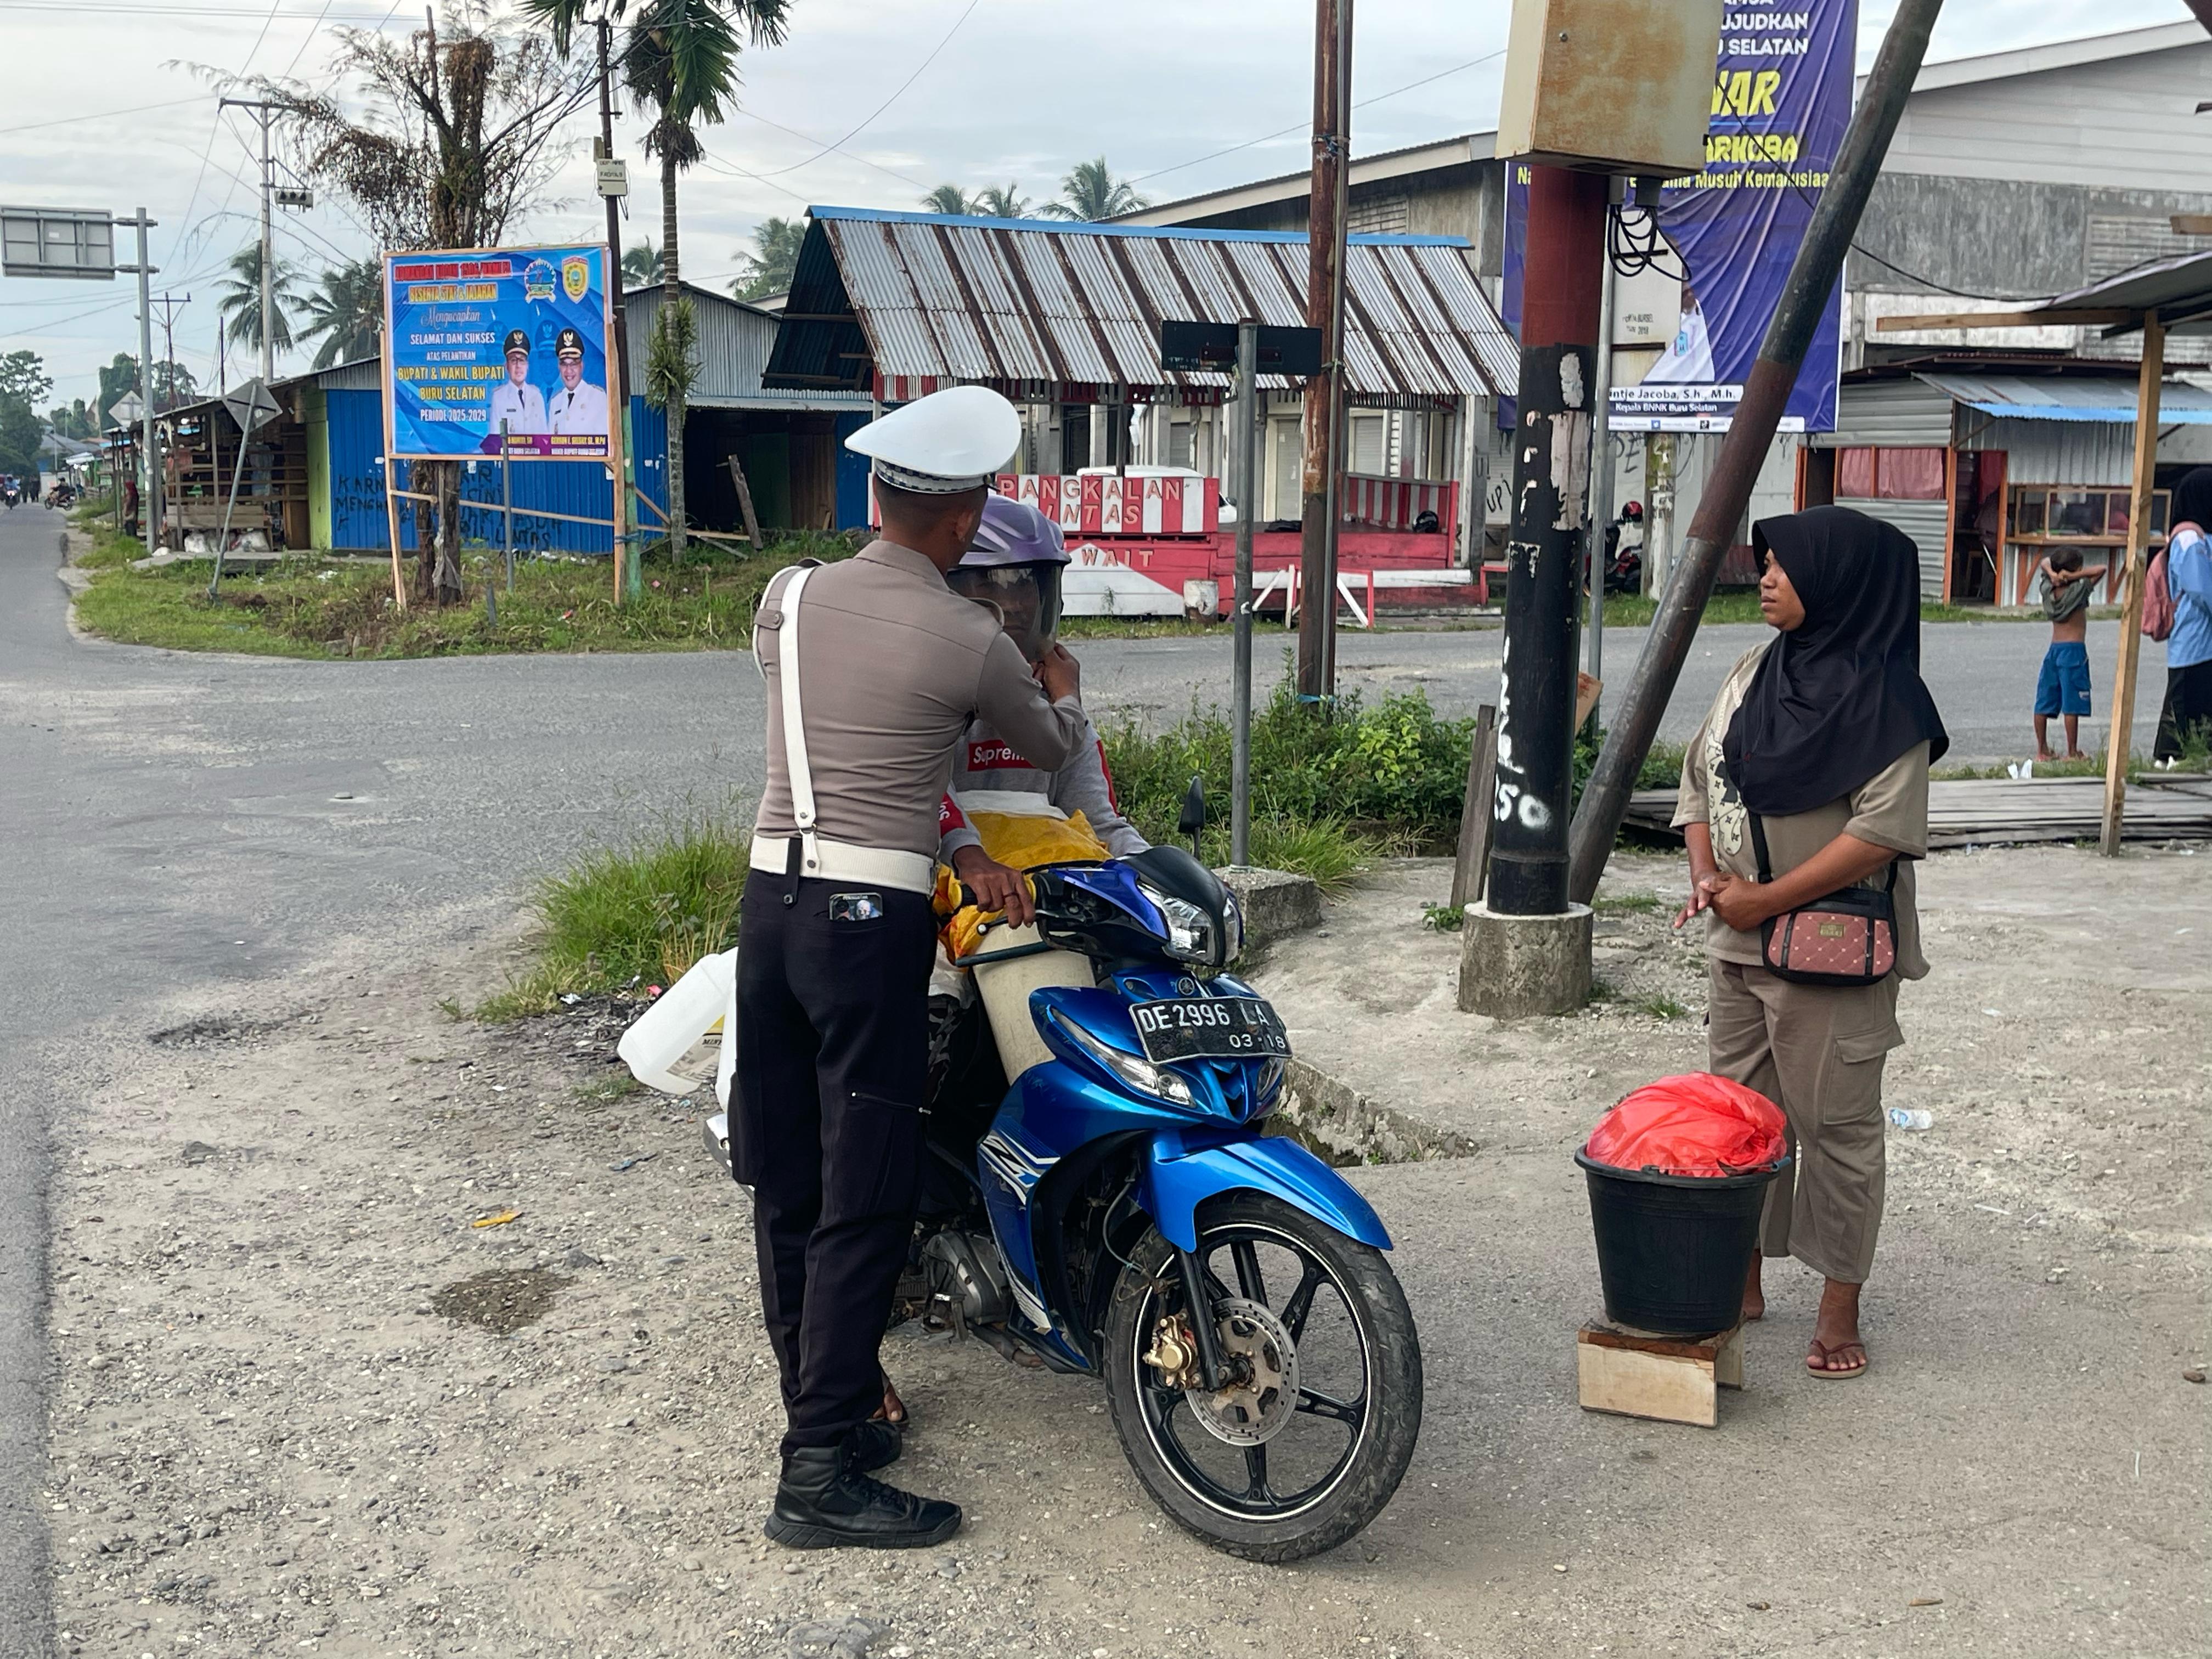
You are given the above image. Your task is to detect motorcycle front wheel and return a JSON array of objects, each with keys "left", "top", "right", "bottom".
[{"left": 1103, "top": 1191, "right": 1422, "bottom": 1562}]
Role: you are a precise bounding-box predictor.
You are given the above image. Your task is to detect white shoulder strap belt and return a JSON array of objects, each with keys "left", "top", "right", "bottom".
[{"left": 751, "top": 563, "right": 938, "bottom": 895}]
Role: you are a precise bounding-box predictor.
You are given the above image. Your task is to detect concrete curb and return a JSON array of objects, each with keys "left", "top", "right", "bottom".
[
  {"left": 1276, "top": 1056, "right": 1479, "bottom": 1166},
  {"left": 1220, "top": 866, "right": 1323, "bottom": 956}
]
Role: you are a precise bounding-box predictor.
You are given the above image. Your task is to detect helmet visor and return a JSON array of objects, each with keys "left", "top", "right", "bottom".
[{"left": 947, "top": 561, "right": 1063, "bottom": 663}]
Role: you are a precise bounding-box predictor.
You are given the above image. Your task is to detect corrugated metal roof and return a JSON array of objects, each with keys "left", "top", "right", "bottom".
[
  {"left": 764, "top": 207, "right": 1513, "bottom": 408},
  {"left": 623, "top": 283, "right": 868, "bottom": 411},
  {"left": 2041, "top": 247, "right": 2212, "bottom": 335},
  {"left": 1918, "top": 370, "right": 2212, "bottom": 422}
]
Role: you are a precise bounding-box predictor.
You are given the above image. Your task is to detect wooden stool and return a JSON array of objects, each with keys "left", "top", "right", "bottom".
[{"left": 1577, "top": 1319, "right": 1745, "bottom": 1427}]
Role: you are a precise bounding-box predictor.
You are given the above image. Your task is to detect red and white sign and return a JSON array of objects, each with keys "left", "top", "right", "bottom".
[{"left": 996, "top": 473, "right": 1218, "bottom": 537}]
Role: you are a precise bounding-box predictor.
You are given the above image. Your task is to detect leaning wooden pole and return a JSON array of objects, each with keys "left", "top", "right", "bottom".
[
  {"left": 1565, "top": 0, "right": 1945, "bottom": 906},
  {"left": 2102, "top": 311, "right": 2165, "bottom": 855}
]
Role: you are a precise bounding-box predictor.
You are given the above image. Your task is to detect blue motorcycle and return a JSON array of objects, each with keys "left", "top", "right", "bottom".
[
  {"left": 697, "top": 819, "right": 1424, "bottom": 1559},
  {"left": 887, "top": 825, "right": 1424, "bottom": 1562}
]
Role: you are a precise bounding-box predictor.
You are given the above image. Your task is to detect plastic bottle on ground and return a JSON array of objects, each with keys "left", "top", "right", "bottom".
[{"left": 1886, "top": 1107, "right": 1933, "bottom": 1131}]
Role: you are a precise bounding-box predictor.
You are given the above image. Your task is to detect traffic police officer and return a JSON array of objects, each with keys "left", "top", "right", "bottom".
[
  {"left": 546, "top": 326, "right": 608, "bottom": 435},
  {"left": 487, "top": 329, "right": 547, "bottom": 436},
  {"left": 741, "top": 384, "right": 1088, "bottom": 1550}
]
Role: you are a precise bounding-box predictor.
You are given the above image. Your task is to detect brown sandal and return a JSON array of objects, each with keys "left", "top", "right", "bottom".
[{"left": 1805, "top": 1338, "right": 1867, "bottom": 1380}]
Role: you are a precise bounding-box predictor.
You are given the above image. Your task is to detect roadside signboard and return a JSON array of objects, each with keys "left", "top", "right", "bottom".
[
  {"left": 107, "top": 391, "right": 144, "bottom": 428},
  {"left": 1, "top": 206, "right": 115, "bottom": 280},
  {"left": 1501, "top": 0, "right": 1856, "bottom": 433},
  {"left": 223, "top": 375, "right": 282, "bottom": 435},
  {"left": 382, "top": 244, "right": 612, "bottom": 461}
]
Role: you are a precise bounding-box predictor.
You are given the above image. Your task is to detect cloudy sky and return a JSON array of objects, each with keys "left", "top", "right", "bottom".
[{"left": 1, "top": 0, "right": 2198, "bottom": 407}]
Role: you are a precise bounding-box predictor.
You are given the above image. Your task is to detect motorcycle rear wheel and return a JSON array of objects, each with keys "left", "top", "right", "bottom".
[{"left": 1103, "top": 1192, "right": 1422, "bottom": 1562}]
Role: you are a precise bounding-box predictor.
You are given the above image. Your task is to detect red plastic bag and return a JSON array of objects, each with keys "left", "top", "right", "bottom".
[{"left": 1584, "top": 1073, "right": 1787, "bottom": 1178}]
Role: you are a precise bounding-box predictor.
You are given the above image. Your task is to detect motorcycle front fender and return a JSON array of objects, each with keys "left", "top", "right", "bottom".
[{"left": 1137, "top": 1127, "right": 1391, "bottom": 1254}]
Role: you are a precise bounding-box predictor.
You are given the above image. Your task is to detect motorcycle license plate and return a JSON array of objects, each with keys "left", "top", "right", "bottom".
[{"left": 1129, "top": 996, "right": 1289, "bottom": 1063}]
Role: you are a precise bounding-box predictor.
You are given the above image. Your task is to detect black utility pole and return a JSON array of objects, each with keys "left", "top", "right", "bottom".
[{"left": 1487, "top": 165, "right": 1608, "bottom": 917}]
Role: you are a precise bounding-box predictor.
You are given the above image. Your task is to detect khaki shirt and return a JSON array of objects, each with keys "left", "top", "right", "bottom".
[
  {"left": 753, "top": 540, "right": 1088, "bottom": 859},
  {"left": 1674, "top": 644, "right": 1932, "bottom": 979}
]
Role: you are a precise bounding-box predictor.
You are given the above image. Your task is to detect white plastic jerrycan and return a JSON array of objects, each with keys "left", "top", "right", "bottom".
[{"left": 617, "top": 947, "right": 737, "bottom": 1098}]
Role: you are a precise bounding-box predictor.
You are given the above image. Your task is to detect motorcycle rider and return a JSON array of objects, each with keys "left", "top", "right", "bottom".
[
  {"left": 738, "top": 385, "right": 1089, "bottom": 1551},
  {"left": 940, "top": 495, "right": 1147, "bottom": 909}
]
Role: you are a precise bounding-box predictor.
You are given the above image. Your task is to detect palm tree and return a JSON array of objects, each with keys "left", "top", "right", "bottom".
[
  {"left": 623, "top": 238, "right": 666, "bottom": 285},
  {"left": 216, "top": 244, "right": 303, "bottom": 360},
  {"left": 974, "top": 182, "right": 1029, "bottom": 218},
  {"left": 1039, "top": 157, "right": 1147, "bottom": 222},
  {"left": 731, "top": 216, "right": 804, "bottom": 300},
  {"left": 296, "top": 257, "right": 384, "bottom": 370},
  {"left": 625, "top": 0, "right": 789, "bottom": 559},
  {"left": 921, "top": 184, "right": 974, "bottom": 215}
]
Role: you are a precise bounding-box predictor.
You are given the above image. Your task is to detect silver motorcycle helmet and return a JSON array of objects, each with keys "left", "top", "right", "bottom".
[{"left": 949, "top": 494, "right": 1069, "bottom": 663}]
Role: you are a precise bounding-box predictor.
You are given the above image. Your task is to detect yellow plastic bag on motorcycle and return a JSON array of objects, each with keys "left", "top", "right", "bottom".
[{"left": 935, "top": 792, "right": 1112, "bottom": 961}]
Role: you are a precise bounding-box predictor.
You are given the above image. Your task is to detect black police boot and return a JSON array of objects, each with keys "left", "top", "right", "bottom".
[
  {"left": 849, "top": 1418, "right": 902, "bottom": 1474},
  {"left": 764, "top": 1446, "right": 960, "bottom": 1550}
]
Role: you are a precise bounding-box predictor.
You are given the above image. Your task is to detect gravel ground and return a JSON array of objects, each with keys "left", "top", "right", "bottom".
[
  {"left": 42, "top": 928, "right": 1432, "bottom": 1659},
  {"left": 37, "top": 858, "right": 2210, "bottom": 1659}
]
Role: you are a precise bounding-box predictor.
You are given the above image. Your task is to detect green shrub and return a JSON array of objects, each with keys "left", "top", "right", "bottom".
[
  {"left": 478, "top": 814, "right": 748, "bottom": 1019},
  {"left": 1104, "top": 673, "right": 1472, "bottom": 853}
]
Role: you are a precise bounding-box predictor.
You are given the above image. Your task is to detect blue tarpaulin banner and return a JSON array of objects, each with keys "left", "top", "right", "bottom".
[
  {"left": 383, "top": 244, "right": 612, "bottom": 461},
  {"left": 1503, "top": 1, "right": 1855, "bottom": 435}
]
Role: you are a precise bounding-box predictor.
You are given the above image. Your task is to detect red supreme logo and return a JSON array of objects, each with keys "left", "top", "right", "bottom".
[{"left": 967, "top": 741, "right": 1034, "bottom": 773}]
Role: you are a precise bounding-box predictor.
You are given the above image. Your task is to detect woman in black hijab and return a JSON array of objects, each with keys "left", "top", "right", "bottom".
[{"left": 1671, "top": 506, "right": 1949, "bottom": 1381}]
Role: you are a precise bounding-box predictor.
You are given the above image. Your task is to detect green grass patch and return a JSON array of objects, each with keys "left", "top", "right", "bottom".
[
  {"left": 1600, "top": 591, "right": 2044, "bottom": 629},
  {"left": 1060, "top": 614, "right": 1221, "bottom": 641},
  {"left": 1933, "top": 726, "right": 2211, "bottom": 781},
  {"left": 72, "top": 522, "right": 146, "bottom": 573},
  {"left": 1103, "top": 673, "right": 1466, "bottom": 889},
  {"left": 1420, "top": 902, "right": 1464, "bottom": 932},
  {"left": 1599, "top": 591, "right": 1765, "bottom": 629},
  {"left": 69, "top": 533, "right": 855, "bottom": 659},
  {"left": 476, "top": 814, "right": 748, "bottom": 1020},
  {"left": 1636, "top": 992, "right": 1690, "bottom": 1020}
]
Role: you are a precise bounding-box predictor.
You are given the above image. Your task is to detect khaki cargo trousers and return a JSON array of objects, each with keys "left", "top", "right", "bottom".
[{"left": 1707, "top": 960, "right": 1904, "bottom": 1285}]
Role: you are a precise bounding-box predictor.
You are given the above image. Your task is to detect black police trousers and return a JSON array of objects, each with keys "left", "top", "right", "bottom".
[{"left": 732, "top": 856, "right": 935, "bottom": 1458}]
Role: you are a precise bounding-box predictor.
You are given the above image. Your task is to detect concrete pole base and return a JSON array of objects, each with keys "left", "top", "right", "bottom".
[{"left": 1457, "top": 902, "right": 1594, "bottom": 1018}]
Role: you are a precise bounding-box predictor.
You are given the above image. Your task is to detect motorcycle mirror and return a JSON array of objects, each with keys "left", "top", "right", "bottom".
[{"left": 1177, "top": 775, "right": 1207, "bottom": 856}]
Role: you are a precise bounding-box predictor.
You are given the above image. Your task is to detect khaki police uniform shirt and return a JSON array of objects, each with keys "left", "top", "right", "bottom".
[
  {"left": 1674, "top": 643, "right": 1932, "bottom": 979},
  {"left": 753, "top": 540, "right": 1090, "bottom": 860}
]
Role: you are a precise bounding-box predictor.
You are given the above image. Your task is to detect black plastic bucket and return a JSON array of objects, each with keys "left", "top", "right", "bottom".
[{"left": 1575, "top": 1150, "right": 1788, "bottom": 1335}]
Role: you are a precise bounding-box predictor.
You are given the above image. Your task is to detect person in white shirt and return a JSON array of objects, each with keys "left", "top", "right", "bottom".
[
  {"left": 486, "top": 329, "right": 547, "bottom": 437},
  {"left": 546, "top": 326, "right": 609, "bottom": 435}
]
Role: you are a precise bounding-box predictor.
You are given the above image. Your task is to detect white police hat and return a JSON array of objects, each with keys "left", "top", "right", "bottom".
[{"left": 845, "top": 384, "right": 1020, "bottom": 494}]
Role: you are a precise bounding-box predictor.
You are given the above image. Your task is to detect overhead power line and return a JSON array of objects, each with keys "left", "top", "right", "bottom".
[{"left": 1130, "top": 47, "right": 1509, "bottom": 188}]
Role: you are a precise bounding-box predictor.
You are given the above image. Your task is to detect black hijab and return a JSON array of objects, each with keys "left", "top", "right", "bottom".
[
  {"left": 1724, "top": 505, "right": 1950, "bottom": 818},
  {"left": 2171, "top": 466, "right": 2212, "bottom": 532}
]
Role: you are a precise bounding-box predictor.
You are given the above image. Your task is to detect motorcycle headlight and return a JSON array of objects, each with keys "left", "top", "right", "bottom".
[
  {"left": 1045, "top": 1007, "right": 1195, "bottom": 1109},
  {"left": 1138, "top": 881, "right": 1217, "bottom": 969}
]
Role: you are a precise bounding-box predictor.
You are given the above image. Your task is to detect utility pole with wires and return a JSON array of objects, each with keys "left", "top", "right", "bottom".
[
  {"left": 1297, "top": 0, "right": 1352, "bottom": 706},
  {"left": 594, "top": 15, "right": 634, "bottom": 603},
  {"left": 218, "top": 96, "right": 279, "bottom": 382},
  {"left": 151, "top": 292, "right": 189, "bottom": 412}
]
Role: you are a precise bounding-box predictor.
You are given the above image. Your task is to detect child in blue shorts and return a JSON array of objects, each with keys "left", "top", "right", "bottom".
[{"left": 2034, "top": 546, "right": 2107, "bottom": 760}]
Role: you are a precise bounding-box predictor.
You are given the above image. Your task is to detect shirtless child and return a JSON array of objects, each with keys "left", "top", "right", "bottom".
[{"left": 2033, "top": 546, "right": 2108, "bottom": 761}]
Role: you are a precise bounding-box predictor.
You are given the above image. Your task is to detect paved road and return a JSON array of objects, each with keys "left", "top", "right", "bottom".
[
  {"left": 0, "top": 512, "right": 2173, "bottom": 1653},
  {"left": 1081, "top": 613, "right": 2172, "bottom": 763}
]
